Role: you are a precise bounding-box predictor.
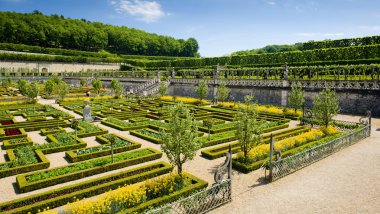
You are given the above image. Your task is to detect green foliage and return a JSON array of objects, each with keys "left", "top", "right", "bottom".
[
  {"left": 26, "top": 81, "right": 39, "bottom": 103},
  {"left": 288, "top": 82, "right": 305, "bottom": 113},
  {"left": 235, "top": 95, "right": 263, "bottom": 163},
  {"left": 91, "top": 78, "right": 102, "bottom": 95},
  {"left": 57, "top": 81, "right": 69, "bottom": 100},
  {"left": 158, "top": 81, "right": 168, "bottom": 97},
  {"left": 160, "top": 102, "right": 201, "bottom": 174},
  {"left": 1, "top": 77, "right": 12, "bottom": 89},
  {"left": 195, "top": 80, "right": 208, "bottom": 102},
  {"left": 0, "top": 11, "right": 199, "bottom": 56},
  {"left": 217, "top": 82, "right": 230, "bottom": 103},
  {"left": 44, "top": 78, "right": 55, "bottom": 97},
  {"left": 80, "top": 78, "right": 85, "bottom": 87},
  {"left": 17, "top": 79, "right": 28, "bottom": 96},
  {"left": 312, "top": 89, "right": 340, "bottom": 127}
]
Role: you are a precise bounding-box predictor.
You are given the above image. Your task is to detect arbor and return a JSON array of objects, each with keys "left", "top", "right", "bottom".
[
  {"left": 217, "top": 82, "right": 230, "bottom": 103},
  {"left": 91, "top": 79, "right": 102, "bottom": 95},
  {"left": 44, "top": 78, "right": 55, "bottom": 97},
  {"left": 288, "top": 82, "right": 304, "bottom": 113},
  {"left": 158, "top": 81, "right": 168, "bottom": 97},
  {"left": 235, "top": 95, "right": 263, "bottom": 163},
  {"left": 195, "top": 80, "right": 208, "bottom": 102},
  {"left": 160, "top": 102, "right": 201, "bottom": 174},
  {"left": 313, "top": 89, "right": 340, "bottom": 127},
  {"left": 57, "top": 81, "right": 69, "bottom": 100},
  {"left": 26, "top": 82, "right": 39, "bottom": 103}
]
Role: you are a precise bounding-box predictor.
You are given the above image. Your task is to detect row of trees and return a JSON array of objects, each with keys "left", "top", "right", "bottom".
[
  {"left": 0, "top": 12, "right": 199, "bottom": 57},
  {"left": 232, "top": 35, "right": 380, "bottom": 55}
]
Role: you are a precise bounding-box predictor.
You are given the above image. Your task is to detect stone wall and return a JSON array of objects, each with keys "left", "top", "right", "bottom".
[
  {"left": 169, "top": 84, "right": 380, "bottom": 117},
  {"left": 0, "top": 61, "right": 120, "bottom": 73}
]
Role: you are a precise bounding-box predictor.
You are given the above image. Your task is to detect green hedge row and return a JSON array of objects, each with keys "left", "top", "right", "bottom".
[
  {"left": 100, "top": 119, "right": 149, "bottom": 131},
  {"left": 17, "top": 148, "right": 162, "bottom": 192},
  {"left": 130, "top": 129, "right": 161, "bottom": 144},
  {"left": 65, "top": 135, "right": 141, "bottom": 162},
  {"left": 40, "top": 134, "right": 87, "bottom": 154},
  {"left": 39, "top": 127, "right": 66, "bottom": 136},
  {"left": 119, "top": 171, "right": 208, "bottom": 214},
  {"left": 0, "top": 128, "right": 27, "bottom": 141},
  {"left": 0, "top": 119, "right": 70, "bottom": 131},
  {"left": 0, "top": 162, "right": 173, "bottom": 214},
  {"left": 0, "top": 150, "right": 49, "bottom": 178},
  {"left": 2, "top": 137, "right": 33, "bottom": 149}
]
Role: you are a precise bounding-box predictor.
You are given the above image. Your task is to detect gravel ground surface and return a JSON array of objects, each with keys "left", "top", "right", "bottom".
[{"left": 0, "top": 98, "right": 378, "bottom": 214}]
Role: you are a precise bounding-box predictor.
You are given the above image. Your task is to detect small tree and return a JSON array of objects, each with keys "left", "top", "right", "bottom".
[
  {"left": 2, "top": 77, "right": 12, "bottom": 91},
  {"left": 92, "top": 79, "right": 102, "bottom": 95},
  {"left": 80, "top": 78, "right": 86, "bottom": 87},
  {"left": 26, "top": 82, "right": 39, "bottom": 103},
  {"left": 195, "top": 80, "right": 208, "bottom": 102},
  {"left": 160, "top": 102, "right": 201, "bottom": 174},
  {"left": 108, "top": 134, "right": 116, "bottom": 163},
  {"left": 71, "top": 119, "right": 80, "bottom": 139},
  {"left": 110, "top": 79, "right": 123, "bottom": 98},
  {"left": 288, "top": 82, "right": 304, "bottom": 113},
  {"left": 17, "top": 79, "right": 28, "bottom": 96},
  {"left": 203, "top": 119, "right": 212, "bottom": 141},
  {"left": 110, "top": 79, "right": 118, "bottom": 90},
  {"left": 217, "top": 82, "right": 230, "bottom": 103},
  {"left": 158, "top": 81, "right": 168, "bottom": 97},
  {"left": 44, "top": 79, "right": 55, "bottom": 98},
  {"left": 235, "top": 95, "right": 263, "bottom": 163},
  {"left": 313, "top": 89, "right": 340, "bottom": 127},
  {"left": 57, "top": 81, "right": 69, "bottom": 100}
]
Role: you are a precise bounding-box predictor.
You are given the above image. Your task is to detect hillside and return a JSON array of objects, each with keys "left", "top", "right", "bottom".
[{"left": 0, "top": 11, "right": 199, "bottom": 57}]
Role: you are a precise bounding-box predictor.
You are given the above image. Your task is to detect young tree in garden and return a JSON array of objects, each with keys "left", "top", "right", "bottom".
[
  {"left": 71, "top": 119, "right": 80, "bottom": 139},
  {"left": 80, "top": 78, "right": 86, "bottom": 87},
  {"left": 91, "top": 79, "right": 102, "bottom": 95},
  {"left": 114, "top": 81, "right": 123, "bottom": 98},
  {"left": 57, "top": 81, "right": 69, "bottom": 100},
  {"left": 217, "top": 82, "right": 230, "bottom": 103},
  {"left": 195, "top": 80, "right": 208, "bottom": 102},
  {"left": 26, "top": 81, "right": 39, "bottom": 103},
  {"left": 235, "top": 95, "right": 263, "bottom": 163},
  {"left": 158, "top": 81, "right": 168, "bottom": 97},
  {"left": 110, "top": 79, "right": 118, "bottom": 91},
  {"left": 44, "top": 78, "right": 55, "bottom": 98},
  {"left": 160, "top": 102, "right": 201, "bottom": 174},
  {"left": 288, "top": 82, "right": 305, "bottom": 113},
  {"left": 313, "top": 89, "right": 340, "bottom": 127},
  {"left": 17, "top": 79, "right": 28, "bottom": 95},
  {"left": 2, "top": 77, "right": 12, "bottom": 91}
]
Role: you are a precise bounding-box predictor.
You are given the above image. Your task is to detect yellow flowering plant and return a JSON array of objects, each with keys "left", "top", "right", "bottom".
[{"left": 160, "top": 96, "right": 208, "bottom": 104}]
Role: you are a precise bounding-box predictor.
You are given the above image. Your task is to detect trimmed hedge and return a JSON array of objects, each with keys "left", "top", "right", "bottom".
[
  {"left": 0, "top": 150, "right": 49, "bottom": 178},
  {"left": 0, "top": 119, "right": 70, "bottom": 131},
  {"left": 2, "top": 137, "right": 33, "bottom": 149},
  {"left": 0, "top": 162, "right": 173, "bottom": 214},
  {"left": 0, "top": 128, "right": 27, "bottom": 141},
  {"left": 100, "top": 119, "right": 149, "bottom": 131},
  {"left": 40, "top": 127, "right": 66, "bottom": 136},
  {"left": 65, "top": 135, "right": 141, "bottom": 162},
  {"left": 39, "top": 134, "right": 87, "bottom": 154},
  {"left": 119, "top": 171, "right": 208, "bottom": 214},
  {"left": 17, "top": 148, "right": 162, "bottom": 192},
  {"left": 130, "top": 129, "right": 161, "bottom": 144}
]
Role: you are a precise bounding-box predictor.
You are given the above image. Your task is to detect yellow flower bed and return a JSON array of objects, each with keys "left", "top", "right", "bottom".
[
  {"left": 241, "top": 126, "right": 338, "bottom": 162},
  {"left": 62, "top": 96, "right": 114, "bottom": 102},
  {"left": 160, "top": 96, "right": 208, "bottom": 104},
  {"left": 40, "top": 173, "right": 183, "bottom": 214},
  {"left": 218, "top": 102, "right": 302, "bottom": 116},
  {"left": 0, "top": 101, "right": 25, "bottom": 105}
]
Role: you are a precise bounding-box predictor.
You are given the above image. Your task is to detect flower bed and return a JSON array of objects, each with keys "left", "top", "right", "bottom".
[
  {"left": 17, "top": 148, "right": 162, "bottom": 192},
  {"left": 0, "top": 128, "right": 27, "bottom": 141},
  {"left": 130, "top": 128, "right": 162, "bottom": 144},
  {"left": 0, "top": 162, "right": 173, "bottom": 214},
  {"left": 65, "top": 134, "right": 141, "bottom": 162},
  {"left": 0, "top": 120, "right": 13, "bottom": 125},
  {"left": 101, "top": 117, "right": 150, "bottom": 131},
  {"left": 232, "top": 126, "right": 339, "bottom": 173},
  {"left": 40, "top": 127, "right": 66, "bottom": 136},
  {"left": 51, "top": 171, "right": 208, "bottom": 214},
  {"left": 75, "top": 120, "right": 108, "bottom": 137},
  {"left": 34, "top": 133, "right": 87, "bottom": 154},
  {"left": 2, "top": 137, "right": 33, "bottom": 149}
]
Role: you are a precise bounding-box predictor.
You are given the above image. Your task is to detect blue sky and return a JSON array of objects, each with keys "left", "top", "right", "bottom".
[{"left": 1, "top": 0, "right": 380, "bottom": 57}]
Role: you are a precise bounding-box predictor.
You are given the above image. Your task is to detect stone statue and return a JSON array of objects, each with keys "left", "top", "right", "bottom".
[
  {"left": 283, "top": 63, "right": 289, "bottom": 80},
  {"left": 83, "top": 101, "right": 93, "bottom": 122}
]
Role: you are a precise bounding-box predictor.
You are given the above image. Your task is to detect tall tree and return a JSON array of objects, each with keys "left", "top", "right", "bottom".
[
  {"left": 288, "top": 82, "right": 305, "bottom": 113},
  {"left": 91, "top": 79, "right": 102, "bottom": 95},
  {"left": 195, "top": 80, "right": 208, "bottom": 102},
  {"left": 235, "top": 95, "right": 263, "bottom": 163},
  {"left": 313, "top": 89, "right": 340, "bottom": 127},
  {"left": 160, "top": 102, "right": 201, "bottom": 174},
  {"left": 217, "top": 82, "right": 230, "bottom": 103}
]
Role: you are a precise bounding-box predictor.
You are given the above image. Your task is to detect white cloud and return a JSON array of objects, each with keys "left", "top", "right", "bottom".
[
  {"left": 110, "top": 0, "right": 167, "bottom": 23},
  {"left": 358, "top": 25, "right": 380, "bottom": 31},
  {"left": 294, "top": 32, "right": 344, "bottom": 37},
  {"left": 267, "top": 1, "right": 276, "bottom": 6}
]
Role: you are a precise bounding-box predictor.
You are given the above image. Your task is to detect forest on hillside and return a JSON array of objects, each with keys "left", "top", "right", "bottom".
[{"left": 0, "top": 11, "right": 199, "bottom": 57}]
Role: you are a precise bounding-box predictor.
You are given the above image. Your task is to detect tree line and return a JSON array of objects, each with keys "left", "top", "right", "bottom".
[{"left": 0, "top": 11, "right": 199, "bottom": 57}]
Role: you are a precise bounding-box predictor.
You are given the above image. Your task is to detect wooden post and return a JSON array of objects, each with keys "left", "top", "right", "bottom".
[{"left": 269, "top": 134, "right": 274, "bottom": 181}]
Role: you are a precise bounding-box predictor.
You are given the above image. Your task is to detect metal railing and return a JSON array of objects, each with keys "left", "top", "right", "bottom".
[
  {"left": 146, "top": 179, "right": 232, "bottom": 214},
  {"left": 270, "top": 124, "right": 370, "bottom": 181}
]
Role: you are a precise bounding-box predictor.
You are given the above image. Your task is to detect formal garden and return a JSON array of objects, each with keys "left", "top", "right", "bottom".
[{"left": 0, "top": 73, "right": 371, "bottom": 214}]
